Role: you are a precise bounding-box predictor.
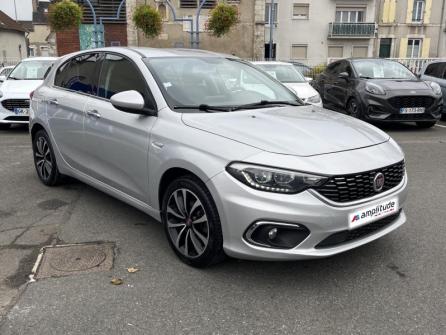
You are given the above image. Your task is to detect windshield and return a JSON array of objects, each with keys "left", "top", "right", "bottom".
[
  {"left": 352, "top": 59, "right": 416, "bottom": 80},
  {"left": 256, "top": 63, "right": 306, "bottom": 83},
  {"left": 145, "top": 57, "right": 299, "bottom": 112},
  {"left": 8, "top": 60, "right": 54, "bottom": 80}
]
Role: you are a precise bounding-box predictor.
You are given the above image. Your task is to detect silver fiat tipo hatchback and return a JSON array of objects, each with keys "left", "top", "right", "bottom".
[{"left": 30, "top": 48, "right": 408, "bottom": 267}]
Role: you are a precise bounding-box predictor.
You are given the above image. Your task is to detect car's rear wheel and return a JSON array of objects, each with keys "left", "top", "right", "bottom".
[
  {"left": 32, "top": 129, "right": 63, "bottom": 186},
  {"left": 0, "top": 123, "right": 10, "bottom": 130},
  {"left": 161, "top": 175, "right": 225, "bottom": 267},
  {"left": 347, "top": 98, "right": 363, "bottom": 119},
  {"left": 416, "top": 121, "right": 436, "bottom": 129}
]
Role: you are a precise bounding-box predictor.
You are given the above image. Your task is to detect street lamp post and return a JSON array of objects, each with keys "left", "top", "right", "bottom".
[{"left": 269, "top": 0, "right": 275, "bottom": 60}]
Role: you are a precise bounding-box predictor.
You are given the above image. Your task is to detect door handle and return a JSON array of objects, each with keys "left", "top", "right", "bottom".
[
  {"left": 86, "top": 109, "right": 101, "bottom": 118},
  {"left": 47, "top": 98, "right": 58, "bottom": 105}
]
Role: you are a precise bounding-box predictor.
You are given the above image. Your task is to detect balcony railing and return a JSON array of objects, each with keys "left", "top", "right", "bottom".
[{"left": 328, "top": 22, "right": 377, "bottom": 38}]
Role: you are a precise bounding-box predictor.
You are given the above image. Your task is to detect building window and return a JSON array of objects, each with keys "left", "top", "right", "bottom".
[
  {"left": 265, "top": 3, "right": 278, "bottom": 25},
  {"left": 407, "top": 39, "right": 422, "bottom": 58},
  {"left": 335, "top": 8, "right": 365, "bottom": 23},
  {"left": 352, "top": 46, "right": 368, "bottom": 57},
  {"left": 412, "top": 0, "right": 425, "bottom": 22},
  {"left": 180, "top": 0, "right": 196, "bottom": 8},
  {"left": 328, "top": 46, "right": 343, "bottom": 58},
  {"left": 379, "top": 38, "right": 392, "bottom": 58},
  {"left": 293, "top": 4, "right": 309, "bottom": 19},
  {"left": 291, "top": 44, "right": 307, "bottom": 59}
]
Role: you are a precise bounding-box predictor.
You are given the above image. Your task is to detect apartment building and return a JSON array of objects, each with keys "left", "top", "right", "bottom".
[
  {"left": 265, "top": 0, "right": 377, "bottom": 64},
  {"left": 375, "top": 0, "right": 446, "bottom": 58},
  {"left": 126, "top": 0, "right": 265, "bottom": 59}
]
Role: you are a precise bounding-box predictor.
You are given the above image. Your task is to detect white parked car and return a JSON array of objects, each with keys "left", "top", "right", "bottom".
[
  {"left": 0, "top": 57, "right": 57, "bottom": 129},
  {"left": 253, "top": 61, "right": 322, "bottom": 107}
]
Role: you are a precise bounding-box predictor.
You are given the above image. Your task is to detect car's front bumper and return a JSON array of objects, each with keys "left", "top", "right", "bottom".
[
  {"left": 360, "top": 90, "right": 442, "bottom": 122},
  {"left": 207, "top": 143, "right": 408, "bottom": 261},
  {"left": 0, "top": 96, "right": 30, "bottom": 124}
]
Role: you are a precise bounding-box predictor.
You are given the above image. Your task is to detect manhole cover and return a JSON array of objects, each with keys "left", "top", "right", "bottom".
[{"left": 35, "top": 242, "right": 114, "bottom": 279}]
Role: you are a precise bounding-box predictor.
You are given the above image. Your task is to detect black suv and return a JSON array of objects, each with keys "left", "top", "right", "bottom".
[{"left": 312, "top": 58, "right": 443, "bottom": 128}]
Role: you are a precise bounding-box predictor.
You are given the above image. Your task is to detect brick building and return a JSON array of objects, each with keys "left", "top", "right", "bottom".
[{"left": 56, "top": 0, "right": 128, "bottom": 56}]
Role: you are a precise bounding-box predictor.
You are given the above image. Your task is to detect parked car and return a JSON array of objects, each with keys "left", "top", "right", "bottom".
[
  {"left": 253, "top": 61, "right": 322, "bottom": 106},
  {"left": 0, "top": 65, "right": 14, "bottom": 84},
  {"left": 30, "top": 48, "right": 407, "bottom": 267},
  {"left": 420, "top": 60, "right": 446, "bottom": 120},
  {"left": 312, "top": 58, "right": 443, "bottom": 128},
  {"left": 0, "top": 57, "right": 57, "bottom": 129},
  {"left": 288, "top": 61, "right": 313, "bottom": 81}
]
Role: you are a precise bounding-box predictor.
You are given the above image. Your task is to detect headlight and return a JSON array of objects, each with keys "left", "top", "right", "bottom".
[
  {"left": 305, "top": 94, "right": 321, "bottom": 104},
  {"left": 0, "top": 91, "right": 3, "bottom": 98},
  {"left": 365, "top": 82, "right": 385, "bottom": 95},
  {"left": 427, "top": 81, "right": 442, "bottom": 96},
  {"left": 226, "top": 162, "right": 328, "bottom": 194}
]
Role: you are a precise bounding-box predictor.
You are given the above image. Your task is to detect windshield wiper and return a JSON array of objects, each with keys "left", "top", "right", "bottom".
[
  {"left": 7, "top": 76, "right": 20, "bottom": 80},
  {"left": 173, "top": 104, "right": 231, "bottom": 113},
  {"left": 359, "top": 76, "right": 373, "bottom": 79},
  {"left": 231, "top": 100, "right": 301, "bottom": 111}
]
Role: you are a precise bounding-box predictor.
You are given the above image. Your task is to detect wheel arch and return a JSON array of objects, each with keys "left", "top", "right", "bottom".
[{"left": 30, "top": 122, "right": 46, "bottom": 141}]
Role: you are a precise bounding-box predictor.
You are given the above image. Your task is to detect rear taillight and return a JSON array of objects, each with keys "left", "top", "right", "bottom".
[{"left": 30, "top": 91, "right": 34, "bottom": 99}]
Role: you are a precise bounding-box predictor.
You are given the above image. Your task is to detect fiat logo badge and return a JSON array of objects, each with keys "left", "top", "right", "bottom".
[{"left": 373, "top": 173, "right": 385, "bottom": 192}]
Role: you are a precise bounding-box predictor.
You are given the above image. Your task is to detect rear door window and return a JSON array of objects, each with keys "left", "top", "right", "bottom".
[{"left": 54, "top": 53, "right": 101, "bottom": 95}]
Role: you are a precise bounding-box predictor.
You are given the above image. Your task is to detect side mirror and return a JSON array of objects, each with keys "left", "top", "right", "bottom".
[
  {"left": 110, "top": 90, "right": 152, "bottom": 115},
  {"left": 304, "top": 77, "right": 312, "bottom": 82},
  {"left": 338, "top": 72, "right": 349, "bottom": 79},
  {"left": 0, "top": 75, "right": 6, "bottom": 83}
]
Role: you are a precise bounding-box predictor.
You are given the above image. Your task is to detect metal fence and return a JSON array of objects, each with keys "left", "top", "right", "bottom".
[{"left": 1, "top": 58, "right": 21, "bottom": 67}]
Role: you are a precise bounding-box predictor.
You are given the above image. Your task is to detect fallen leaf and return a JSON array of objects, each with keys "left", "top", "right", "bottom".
[
  {"left": 127, "top": 267, "right": 139, "bottom": 273},
  {"left": 111, "top": 278, "right": 123, "bottom": 285}
]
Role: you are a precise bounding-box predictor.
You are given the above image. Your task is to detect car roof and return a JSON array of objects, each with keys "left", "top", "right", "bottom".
[
  {"left": 252, "top": 61, "right": 292, "bottom": 66},
  {"left": 21, "top": 57, "right": 58, "bottom": 62}
]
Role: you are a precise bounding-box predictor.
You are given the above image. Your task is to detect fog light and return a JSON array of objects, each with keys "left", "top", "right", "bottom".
[
  {"left": 268, "top": 228, "right": 278, "bottom": 240},
  {"left": 244, "top": 222, "right": 310, "bottom": 249}
]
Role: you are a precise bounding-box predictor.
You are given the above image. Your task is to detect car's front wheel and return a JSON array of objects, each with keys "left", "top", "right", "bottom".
[
  {"left": 416, "top": 121, "right": 436, "bottom": 129},
  {"left": 32, "top": 129, "right": 63, "bottom": 186},
  {"left": 161, "top": 175, "right": 225, "bottom": 267},
  {"left": 347, "top": 98, "right": 363, "bottom": 119}
]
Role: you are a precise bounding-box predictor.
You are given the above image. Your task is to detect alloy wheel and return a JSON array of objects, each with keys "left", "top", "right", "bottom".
[
  {"left": 348, "top": 99, "right": 360, "bottom": 118},
  {"left": 35, "top": 136, "right": 53, "bottom": 181},
  {"left": 166, "top": 188, "right": 209, "bottom": 258}
]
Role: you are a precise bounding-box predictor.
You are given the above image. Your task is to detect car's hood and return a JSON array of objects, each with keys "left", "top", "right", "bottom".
[
  {"left": 283, "top": 82, "right": 318, "bottom": 99},
  {"left": 370, "top": 79, "right": 432, "bottom": 92},
  {"left": 0, "top": 79, "right": 43, "bottom": 95},
  {"left": 182, "top": 105, "right": 390, "bottom": 157}
]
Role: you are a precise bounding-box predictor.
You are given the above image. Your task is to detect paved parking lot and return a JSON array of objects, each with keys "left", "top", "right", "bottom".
[{"left": 0, "top": 121, "right": 445, "bottom": 334}]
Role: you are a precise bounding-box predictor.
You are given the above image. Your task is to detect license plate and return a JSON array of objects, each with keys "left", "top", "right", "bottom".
[
  {"left": 13, "top": 108, "right": 29, "bottom": 115},
  {"left": 348, "top": 198, "right": 399, "bottom": 229},
  {"left": 400, "top": 107, "right": 425, "bottom": 114}
]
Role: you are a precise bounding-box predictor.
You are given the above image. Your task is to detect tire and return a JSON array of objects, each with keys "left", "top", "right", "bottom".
[
  {"left": 347, "top": 98, "right": 363, "bottom": 119},
  {"left": 0, "top": 123, "right": 10, "bottom": 130},
  {"left": 416, "top": 121, "right": 436, "bottom": 129},
  {"left": 32, "top": 129, "right": 64, "bottom": 186},
  {"left": 161, "top": 175, "right": 225, "bottom": 267}
]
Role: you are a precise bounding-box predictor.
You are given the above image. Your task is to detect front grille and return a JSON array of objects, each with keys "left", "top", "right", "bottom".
[
  {"left": 4, "top": 116, "right": 29, "bottom": 121},
  {"left": 388, "top": 96, "right": 434, "bottom": 109},
  {"left": 313, "top": 161, "right": 405, "bottom": 203},
  {"left": 315, "top": 210, "right": 401, "bottom": 249},
  {"left": 1, "top": 99, "right": 30, "bottom": 111}
]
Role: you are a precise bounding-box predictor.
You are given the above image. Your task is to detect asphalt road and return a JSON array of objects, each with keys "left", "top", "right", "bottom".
[{"left": 0, "top": 121, "right": 445, "bottom": 334}]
